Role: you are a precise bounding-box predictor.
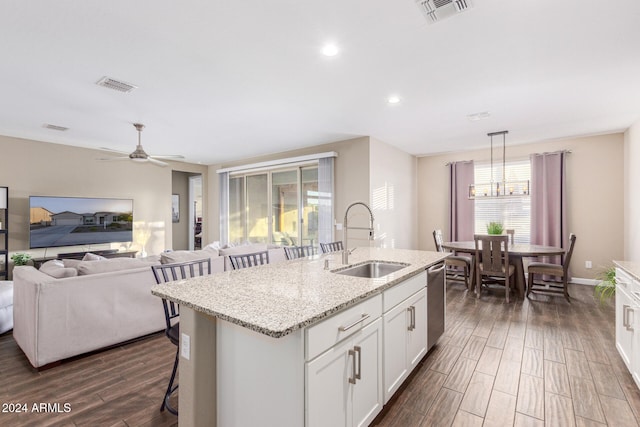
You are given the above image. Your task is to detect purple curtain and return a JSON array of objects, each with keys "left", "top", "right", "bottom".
[
  {"left": 530, "top": 151, "right": 567, "bottom": 267},
  {"left": 448, "top": 161, "right": 475, "bottom": 242}
]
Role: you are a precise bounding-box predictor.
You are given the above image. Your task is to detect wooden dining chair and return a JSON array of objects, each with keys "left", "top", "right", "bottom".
[
  {"left": 151, "top": 258, "right": 212, "bottom": 416},
  {"left": 229, "top": 250, "right": 270, "bottom": 270},
  {"left": 506, "top": 229, "right": 515, "bottom": 244},
  {"left": 527, "top": 234, "right": 577, "bottom": 302},
  {"left": 284, "top": 245, "right": 316, "bottom": 260},
  {"left": 433, "top": 229, "right": 471, "bottom": 289},
  {"left": 320, "top": 241, "right": 343, "bottom": 254},
  {"left": 474, "top": 234, "right": 515, "bottom": 302}
]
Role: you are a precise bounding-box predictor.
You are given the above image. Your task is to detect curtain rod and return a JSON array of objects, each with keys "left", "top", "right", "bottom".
[{"left": 444, "top": 150, "right": 572, "bottom": 166}]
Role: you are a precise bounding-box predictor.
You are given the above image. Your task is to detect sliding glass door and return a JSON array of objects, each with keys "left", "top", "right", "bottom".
[{"left": 228, "top": 165, "right": 320, "bottom": 246}]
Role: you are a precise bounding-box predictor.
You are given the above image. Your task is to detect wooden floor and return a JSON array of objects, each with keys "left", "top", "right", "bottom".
[
  {"left": 0, "top": 283, "right": 638, "bottom": 426},
  {"left": 373, "top": 283, "right": 640, "bottom": 427}
]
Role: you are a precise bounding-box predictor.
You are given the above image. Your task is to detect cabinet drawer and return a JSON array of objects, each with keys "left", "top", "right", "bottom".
[
  {"left": 383, "top": 272, "right": 426, "bottom": 313},
  {"left": 617, "top": 268, "right": 638, "bottom": 294},
  {"left": 306, "top": 294, "right": 382, "bottom": 361}
]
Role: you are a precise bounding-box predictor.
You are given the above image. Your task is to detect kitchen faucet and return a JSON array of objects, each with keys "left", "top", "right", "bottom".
[{"left": 342, "top": 201, "right": 375, "bottom": 264}]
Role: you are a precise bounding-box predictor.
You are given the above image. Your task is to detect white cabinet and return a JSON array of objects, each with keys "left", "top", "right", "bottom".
[
  {"left": 616, "top": 267, "right": 640, "bottom": 389},
  {"left": 306, "top": 318, "right": 383, "bottom": 427},
  {"left": 616, "top": 279, "right": 634, "bottom": 369},
  {"left": 383, "top": 288, "right": 427, "bottom": 402}
]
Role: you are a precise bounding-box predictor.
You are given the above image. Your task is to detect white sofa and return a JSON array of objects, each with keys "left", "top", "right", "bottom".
[
  {"left": 13, "top": 244, "right": 287, "bottom": 368},
  {"left": 13, "top": 257, "right": 168, "bottom": 368}
]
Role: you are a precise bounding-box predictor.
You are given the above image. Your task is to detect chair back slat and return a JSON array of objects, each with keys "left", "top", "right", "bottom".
[
  {"left": 152, "top": 258, "right": 212, "bottom": 331},
  {"left": 432, "top": 229, "right": 445, "bottom": 252},
  {"left": 320, "top": 241, "right": 343, "bottom": 253},
  {"left": 229, "top": 250, "right": 270, "bottom": 270},
  {"left": 475, "top": 234, "right": 509, "bottom": 276},
  {"left": 284, "top": 245, "right": 316, "bottom": 260}
]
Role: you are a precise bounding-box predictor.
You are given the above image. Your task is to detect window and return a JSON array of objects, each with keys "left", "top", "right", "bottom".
[
  {"left": 227, "top": 165, "right": 320, "bottom": 246},
  {"left": 474, "top": 159, "right": 531, "bottom": 243}
]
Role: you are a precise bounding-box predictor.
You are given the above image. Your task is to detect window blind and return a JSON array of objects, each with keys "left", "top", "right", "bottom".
[{"left": 474, "top": 159, "right": 531, "bottom": 243}]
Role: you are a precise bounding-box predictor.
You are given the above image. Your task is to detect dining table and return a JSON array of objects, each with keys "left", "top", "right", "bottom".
[{"left": 441, "top": 241, "right": 565, "bottom": 298}]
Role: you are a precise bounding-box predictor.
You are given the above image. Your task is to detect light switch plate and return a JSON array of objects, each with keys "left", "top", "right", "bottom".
[{"left": 181, "top": 333, "right": 190, "bottom": 360}]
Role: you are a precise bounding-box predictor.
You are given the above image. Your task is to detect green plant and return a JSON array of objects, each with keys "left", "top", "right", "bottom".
[
  {"left": 11, "top": 252, "right": 32, "bottom": 266},
  {"left": 486, "top": 222, "right": 504, "bottom": 235},
  {"left": 594, "top": 266, "right": 616, "bottom": 303}
]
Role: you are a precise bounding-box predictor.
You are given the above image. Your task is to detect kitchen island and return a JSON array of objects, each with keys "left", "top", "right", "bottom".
[{"left": 151, "top": 247, "right": 448, "bottom": 427}]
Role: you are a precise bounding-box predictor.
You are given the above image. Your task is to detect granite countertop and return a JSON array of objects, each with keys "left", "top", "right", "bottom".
[
  {"left": 614, "top": 261, "right": 640, "bottom": 281},
  {"left": 151, "top": 247, "right": 448, "bottom": 338}
]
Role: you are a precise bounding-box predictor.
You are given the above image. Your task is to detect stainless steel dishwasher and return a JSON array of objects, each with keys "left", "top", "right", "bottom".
[{"left": 427, "top": 262, "right": 446, "bottom": 350}]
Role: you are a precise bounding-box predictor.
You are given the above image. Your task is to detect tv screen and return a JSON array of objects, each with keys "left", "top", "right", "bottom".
[{"left": 29, "top": 196, "right": 134, "bottom": 249}]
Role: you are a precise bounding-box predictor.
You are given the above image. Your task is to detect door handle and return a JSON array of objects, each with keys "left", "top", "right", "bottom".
[
  {"left": 628, "top": 307, "right": 635, "bottom": 332},
  {"left": 348, "top": 349, "right": 357, "bottom": 384},
  {"left": 354, "top": 345, "right": 362, "bottom": 381}
]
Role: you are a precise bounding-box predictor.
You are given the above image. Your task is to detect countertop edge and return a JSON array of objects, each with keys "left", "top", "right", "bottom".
[
  {"left": 614, "top": 260, "right": 640, "bottom": 281},
  {"left": 152, "top": 257, "right": 444, "bottom": 339}
]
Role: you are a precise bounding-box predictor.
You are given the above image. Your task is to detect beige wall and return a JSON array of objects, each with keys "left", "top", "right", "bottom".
[
  {"left": 0, "top": 135, "right": 207, "bottom": 259},
  {"left": 625, "top": 120, "right": 640, "bottom": 261},
  {"left": 206, "top": 137, "right": 371, "bottom": 246},
  {"left": 370, "top": 137, "right": 418, "bottom": 249},
  {"left": 417, "top": 133, "right": 625, "bottom": 280}
]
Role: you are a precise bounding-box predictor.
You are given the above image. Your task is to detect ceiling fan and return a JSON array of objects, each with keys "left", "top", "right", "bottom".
[{"left": 99, "top": 123, "right": 184, "bottom": 167}]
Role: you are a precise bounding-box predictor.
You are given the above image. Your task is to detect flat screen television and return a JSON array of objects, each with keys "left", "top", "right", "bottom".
[{"left": 29, "top": 196, "right": 134, "bottom": 249}]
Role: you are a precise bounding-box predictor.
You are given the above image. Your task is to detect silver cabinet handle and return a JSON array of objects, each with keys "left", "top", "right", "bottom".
[
  {"left": 339, "top": 313, "right": 370, "bottom": 332},
  {"left": 348, "top": 349, "right": 357, "bottom": 384},
  {"left": 354, "top": 346, "right": 362, "bottom": 380},
  {"left": 629, "top": 307, "right": 635, "bottom": 332},
  {"left": 407, "top": 306, "right": 416, "bottom": 331},
  {"left": 624, "top": 305, "right": 630, "bottom": 328}
]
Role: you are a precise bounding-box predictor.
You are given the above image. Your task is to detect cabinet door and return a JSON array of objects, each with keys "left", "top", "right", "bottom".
[
  {"left": 616, "top": 286, "right": 634, "bottom": 369},
  {"left": 407, "top": 289, "right": 428, "bottom": 370},
  {"left": 306, "top": 337, "right": 353, "bottom": 427},
  {"left": 351, "top": 318, "right": 383, "bottom": 427},
  {"left": 383, "top": 301, "right": 409, "bottom": 403}
]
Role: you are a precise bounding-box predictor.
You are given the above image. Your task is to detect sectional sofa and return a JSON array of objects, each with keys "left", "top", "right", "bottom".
[{"left": 13, "top": 243, "right": 288, "bottom": 368}]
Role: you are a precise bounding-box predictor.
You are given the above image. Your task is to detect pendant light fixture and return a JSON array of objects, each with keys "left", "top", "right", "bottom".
[{"left": 468, "top": 130, "right": 530, "bottom": 199}]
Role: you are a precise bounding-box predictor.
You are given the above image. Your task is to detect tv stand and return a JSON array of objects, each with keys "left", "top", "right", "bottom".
[
  {"left": 32, "top": 250, "right": 138, "bottom": 269},
  {"left": 57, "top": 249, "right": 119, "bottom": 260}
]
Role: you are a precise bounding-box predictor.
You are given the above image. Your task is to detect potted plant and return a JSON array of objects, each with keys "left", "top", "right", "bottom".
[
  {"left": 11, "top": 252, "right": 32, "bottom": 266},
  {"left": 594, "top": 266, "right": 616, "bottom": 303},
  {"left": 486, "top": 222, "right": 504, "bottom": 235}
]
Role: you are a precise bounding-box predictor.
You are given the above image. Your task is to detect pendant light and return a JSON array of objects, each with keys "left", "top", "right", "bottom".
[{"left": 468, "top": 130, "right": 530, "bottom": 199}]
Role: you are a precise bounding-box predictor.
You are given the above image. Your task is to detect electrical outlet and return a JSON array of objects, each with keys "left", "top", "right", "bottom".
[
  {"left": 181, "top": 333, "right": 190, "bottom": 360},
  {"left": 335, "top": 223, "right": 343, "bottom": 230},
  {"left": 585, "top": 261, "right": 592, "bottom": 269}
]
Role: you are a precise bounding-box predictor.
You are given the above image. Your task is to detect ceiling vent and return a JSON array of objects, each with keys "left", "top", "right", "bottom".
[
  {"left": 415, "top": 0, "right": 473, "bottom": 24},
  {"left": 42, "top": 123, "right": 69, "bottom": 131},
  {"left": 96, "top": 76, "right": 138, "bottom": 93}
]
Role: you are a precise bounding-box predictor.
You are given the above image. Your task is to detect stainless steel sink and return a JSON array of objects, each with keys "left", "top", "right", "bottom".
[{"left": 333, "top": 261, "right": 409, "bottom": 279}]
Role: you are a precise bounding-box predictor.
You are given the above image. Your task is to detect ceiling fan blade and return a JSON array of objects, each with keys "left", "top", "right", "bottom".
[
  {"left": 99, "top": 147, "right": 131, "bottom": 155},
  {"left": 97, "top": 156, "right": 131, "bottom": 161},
  {"left": 150, "top": 154, "right": 185, "bottom": 159},
  {"left": 148, "top": 157, "right": 169, "bottom": 167}
]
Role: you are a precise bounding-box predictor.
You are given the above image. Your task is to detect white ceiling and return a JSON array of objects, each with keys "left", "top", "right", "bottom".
[{"left": 2, "top": 0, "right": 640, "bottom": 165}]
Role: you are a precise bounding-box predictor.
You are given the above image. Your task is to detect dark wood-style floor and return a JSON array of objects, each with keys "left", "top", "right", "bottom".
[
  {"left": 0, "top": 283, "right": 637, "bottom": 426},
  {"left": 373, "top": 283, "right": 640, "bottom": 427}
]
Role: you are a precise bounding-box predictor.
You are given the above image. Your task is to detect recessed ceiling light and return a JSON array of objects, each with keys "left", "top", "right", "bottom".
[
  {"left": 387, "top": 96, "right": 401, "bottom": 104},
  {"left": 467, "top": 111, "right": 491, "bottom": 121},
  {"left": 321, "top": 44, "right": 339, "bottom": 57}
]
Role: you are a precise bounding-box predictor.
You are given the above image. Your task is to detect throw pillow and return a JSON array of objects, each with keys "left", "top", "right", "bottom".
[
  {"left": 82, "top": 252, "right": 107, "bottom": 261},
  {"left": 39, "top": 260, "right": 79, "bottom": 279}
]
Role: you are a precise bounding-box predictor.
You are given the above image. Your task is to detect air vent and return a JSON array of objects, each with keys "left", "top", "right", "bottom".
[
  {"left": 96, "top": 76, "right": 138, "bottom": 93},
  {"left": 415, "top": 0, "right": 472, "bottom": 24},
  {"left": 42, "top": 124, "right": 69, "bottom": 131}
]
